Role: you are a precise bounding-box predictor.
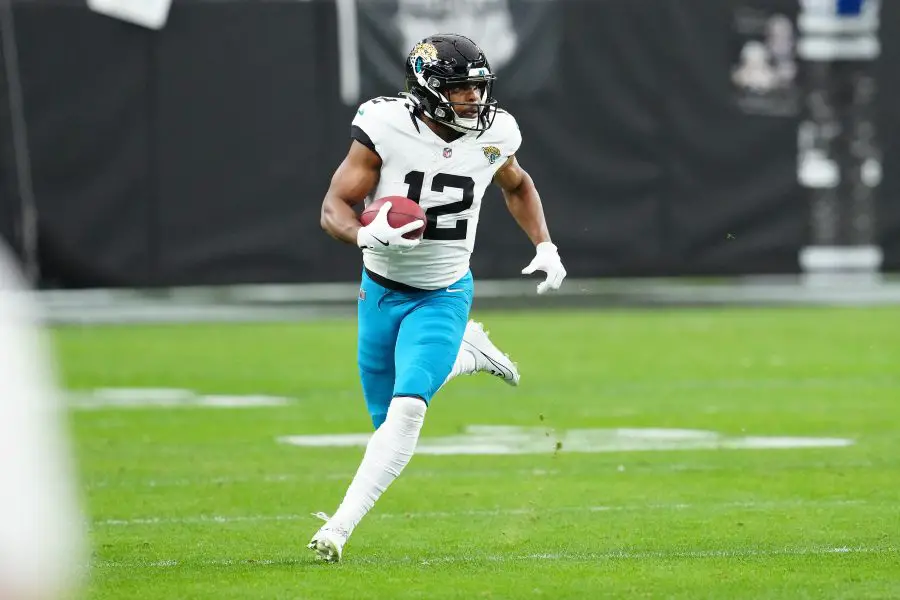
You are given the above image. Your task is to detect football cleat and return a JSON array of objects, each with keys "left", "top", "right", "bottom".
[
  {"left": 307, "top": 512, "right": 349, "bottom": 563},
  {"left": 461, "top": 320, "right": 520, "bottom": 386}
]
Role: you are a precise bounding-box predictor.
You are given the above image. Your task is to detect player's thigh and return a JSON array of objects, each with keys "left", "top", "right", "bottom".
[
  {"left": 357, "top": 274, "right": 401, "bottom": 427},
  {"left": 392, "top": 278, "right": 473, "bottom": 403}
]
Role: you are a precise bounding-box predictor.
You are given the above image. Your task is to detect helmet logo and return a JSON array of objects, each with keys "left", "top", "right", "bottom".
[{"left": 410, "top": 42, "right": 439, "bottom": 74}]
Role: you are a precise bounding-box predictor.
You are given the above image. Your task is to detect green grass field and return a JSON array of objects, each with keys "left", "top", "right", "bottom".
[{"left": 55, "top": 307, "right": 900, "bottom": 599}]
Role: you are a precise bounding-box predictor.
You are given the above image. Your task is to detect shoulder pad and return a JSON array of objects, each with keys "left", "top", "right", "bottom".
[{"left": 351, "top": 96, "right": 413, "bottom": 149}]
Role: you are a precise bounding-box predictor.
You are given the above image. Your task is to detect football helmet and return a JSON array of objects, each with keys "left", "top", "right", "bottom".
[{"left": 403, "top": 34, "right": 498, "bottom": 133}]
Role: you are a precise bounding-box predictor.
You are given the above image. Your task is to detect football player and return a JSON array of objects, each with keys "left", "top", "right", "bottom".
[{"left": 311, "top": 33, "right": 567, "bottom": 562}]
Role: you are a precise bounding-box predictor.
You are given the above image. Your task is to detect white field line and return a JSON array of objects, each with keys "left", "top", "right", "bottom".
[
  {"left": 94, "top": 498, "right": 867, "bottom": 527},
  {"left": 85, "top": 470, "right": 545, "bottom": 489},
  {"left": 92, "top": 545, "right": 897, "bottom": 569},
  {"left": 83, "top": 459, "right": 880, "bottom": 490},
  {"left": 86, "top": 469, "right": 565, "bottom": 489}
]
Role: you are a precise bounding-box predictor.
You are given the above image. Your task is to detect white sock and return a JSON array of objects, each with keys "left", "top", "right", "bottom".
[
  {"left": 328, "top": 396, "right": 426, "bottom": 535},
  {"left": 443, "top": 345, "right": 477, "bottom": 386}
]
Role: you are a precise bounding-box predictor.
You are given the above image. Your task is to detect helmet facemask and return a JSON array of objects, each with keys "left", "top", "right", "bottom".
[{"left": 419, "top": 71, "right": 498, "bottom": 133}]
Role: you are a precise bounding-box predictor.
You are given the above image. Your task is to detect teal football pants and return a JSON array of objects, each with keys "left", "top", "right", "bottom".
[{"left": 357, "top": 269, "right": 474, "bottom": 429}]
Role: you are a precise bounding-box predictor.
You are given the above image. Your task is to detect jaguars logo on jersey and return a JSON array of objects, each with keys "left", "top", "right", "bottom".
[{"left": 482, "top": 146, "right": 501, "bottom": 165}]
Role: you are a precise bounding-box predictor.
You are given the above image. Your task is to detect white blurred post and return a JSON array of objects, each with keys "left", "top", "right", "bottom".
[
  {"left": 0, "top": 242, "right": 86, "bottom": 600},
  {"left": 336, "top": 0, "right": 361, "bottom": 105}
]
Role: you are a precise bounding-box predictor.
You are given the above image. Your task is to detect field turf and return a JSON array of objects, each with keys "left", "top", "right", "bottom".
[{"left": 55, "top": 306, "right": 900, "bottom": 599}]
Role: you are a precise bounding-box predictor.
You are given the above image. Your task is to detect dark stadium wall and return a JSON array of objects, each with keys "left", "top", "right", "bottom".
[
  {"left": 875, "top": 0, "right": 900, "bottom": 271},
  {"left": 0, "top": 0, "right": 897, "bottom": 287}
]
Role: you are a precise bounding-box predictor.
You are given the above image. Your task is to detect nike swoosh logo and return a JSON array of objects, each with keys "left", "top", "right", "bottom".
[
  {"left": 463, "top": 340, "right": 512, "bottom": 379},
  {"left": 371, "top": 235, "right": 389, "bottom": 247},
  {"left": 446, "top": 287, "right": 466, "bottom": 293}
]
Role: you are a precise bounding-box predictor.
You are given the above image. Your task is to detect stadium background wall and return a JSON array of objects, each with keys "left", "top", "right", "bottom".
[{"left": 0, "top": 0, "right": 898, "bottom": 288}]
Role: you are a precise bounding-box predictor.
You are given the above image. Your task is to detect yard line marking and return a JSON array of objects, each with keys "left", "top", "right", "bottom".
[
  {"left": 92, "top": 545, "right": 898, "bottom": 569},
  {"left": 84, "top": 459, "right": 882, "bottom": 490},
  {"left": 279, "top": 426, "right": 855, "bottom": 455},
  {"left": 84, "top": 469, "right": 560, "bottom": 489},
  {"left": 68, "top": 388, "right": 294, "bottom": 410},
  {"left": 94, "top": 498, "right": 867, "bottom": 527}
]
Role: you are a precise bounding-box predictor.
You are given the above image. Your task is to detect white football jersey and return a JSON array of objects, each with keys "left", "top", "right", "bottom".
[{"left": 352, "top": 96, "right": 522, "bottom": 290}]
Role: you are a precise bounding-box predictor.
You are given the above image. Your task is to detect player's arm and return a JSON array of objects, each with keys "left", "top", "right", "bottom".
[
  {"left": 320, "top": 140, "right": 381, "bottom": 245},
  {"left": 494, "top": 156, "right": 567, "bottom": 294},
  {"left": 493, "top": 155, "right": 551, "bottom": 246},
  {"left": 320, "top": 140, "right": 423, "bottom": 251}
]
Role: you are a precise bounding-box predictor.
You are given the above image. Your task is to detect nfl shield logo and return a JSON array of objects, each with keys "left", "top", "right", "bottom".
[{"left": 442, "top": 147, "right": 452, "bottom": 159}]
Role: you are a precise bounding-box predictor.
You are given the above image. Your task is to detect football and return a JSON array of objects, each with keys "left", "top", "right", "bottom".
[{"left": 360, "top": 196, "right": 427, "bottom": 240}]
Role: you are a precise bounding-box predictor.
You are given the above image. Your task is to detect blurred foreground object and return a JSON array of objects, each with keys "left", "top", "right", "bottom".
[{"left": 0, "top": 242, "right": 86, "bottom": 600}]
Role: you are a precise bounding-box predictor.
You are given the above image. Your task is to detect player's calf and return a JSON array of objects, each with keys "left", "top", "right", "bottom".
[{"left": 307, "top": 396, "right": 427, "bottom": 563}]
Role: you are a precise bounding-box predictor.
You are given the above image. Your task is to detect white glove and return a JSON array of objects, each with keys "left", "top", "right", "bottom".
[
  {"left": 356, "top": 201, "right": 424, "bottom": 253},
  {"left": 521, "top": 241, "right": 567, "bottom": 295}
]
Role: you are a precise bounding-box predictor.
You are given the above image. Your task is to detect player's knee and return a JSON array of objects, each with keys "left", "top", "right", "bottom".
[
  {"left": 394, "top": 365, "right": 442, "bottom": 403},
  {"left": 386, "top": 396, "right": 427, "bottom": 433}
]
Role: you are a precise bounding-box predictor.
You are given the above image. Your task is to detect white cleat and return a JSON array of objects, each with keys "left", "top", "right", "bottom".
[
  {"left": 307, "top": 512, "right": 349, "bottom": 563},
  {"left": 461, "top": 320, "right": 520, "bottom": 386}
]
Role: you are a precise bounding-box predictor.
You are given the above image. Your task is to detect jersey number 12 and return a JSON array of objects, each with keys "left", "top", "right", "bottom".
[{"left": 403, "top": 171, "right": 474, "bottom": 241}]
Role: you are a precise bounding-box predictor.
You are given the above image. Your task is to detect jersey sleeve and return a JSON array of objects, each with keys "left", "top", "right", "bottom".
[
  {"left": 350, "top": 97, "right": 402, "bottom": 159},
  {"left": 483, "top": 110, "right": 522, "bottom": 174},
  {"left": 494, "top": 110, "right": 522, "bottom": 161}
]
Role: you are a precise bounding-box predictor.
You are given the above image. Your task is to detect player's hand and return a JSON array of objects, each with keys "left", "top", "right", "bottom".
[
  {"left": 356, "top": 202, "right": 424, "bottom": 253},
  {"left": 521, "top": 241, "right": 567, "bottom": 295}
]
